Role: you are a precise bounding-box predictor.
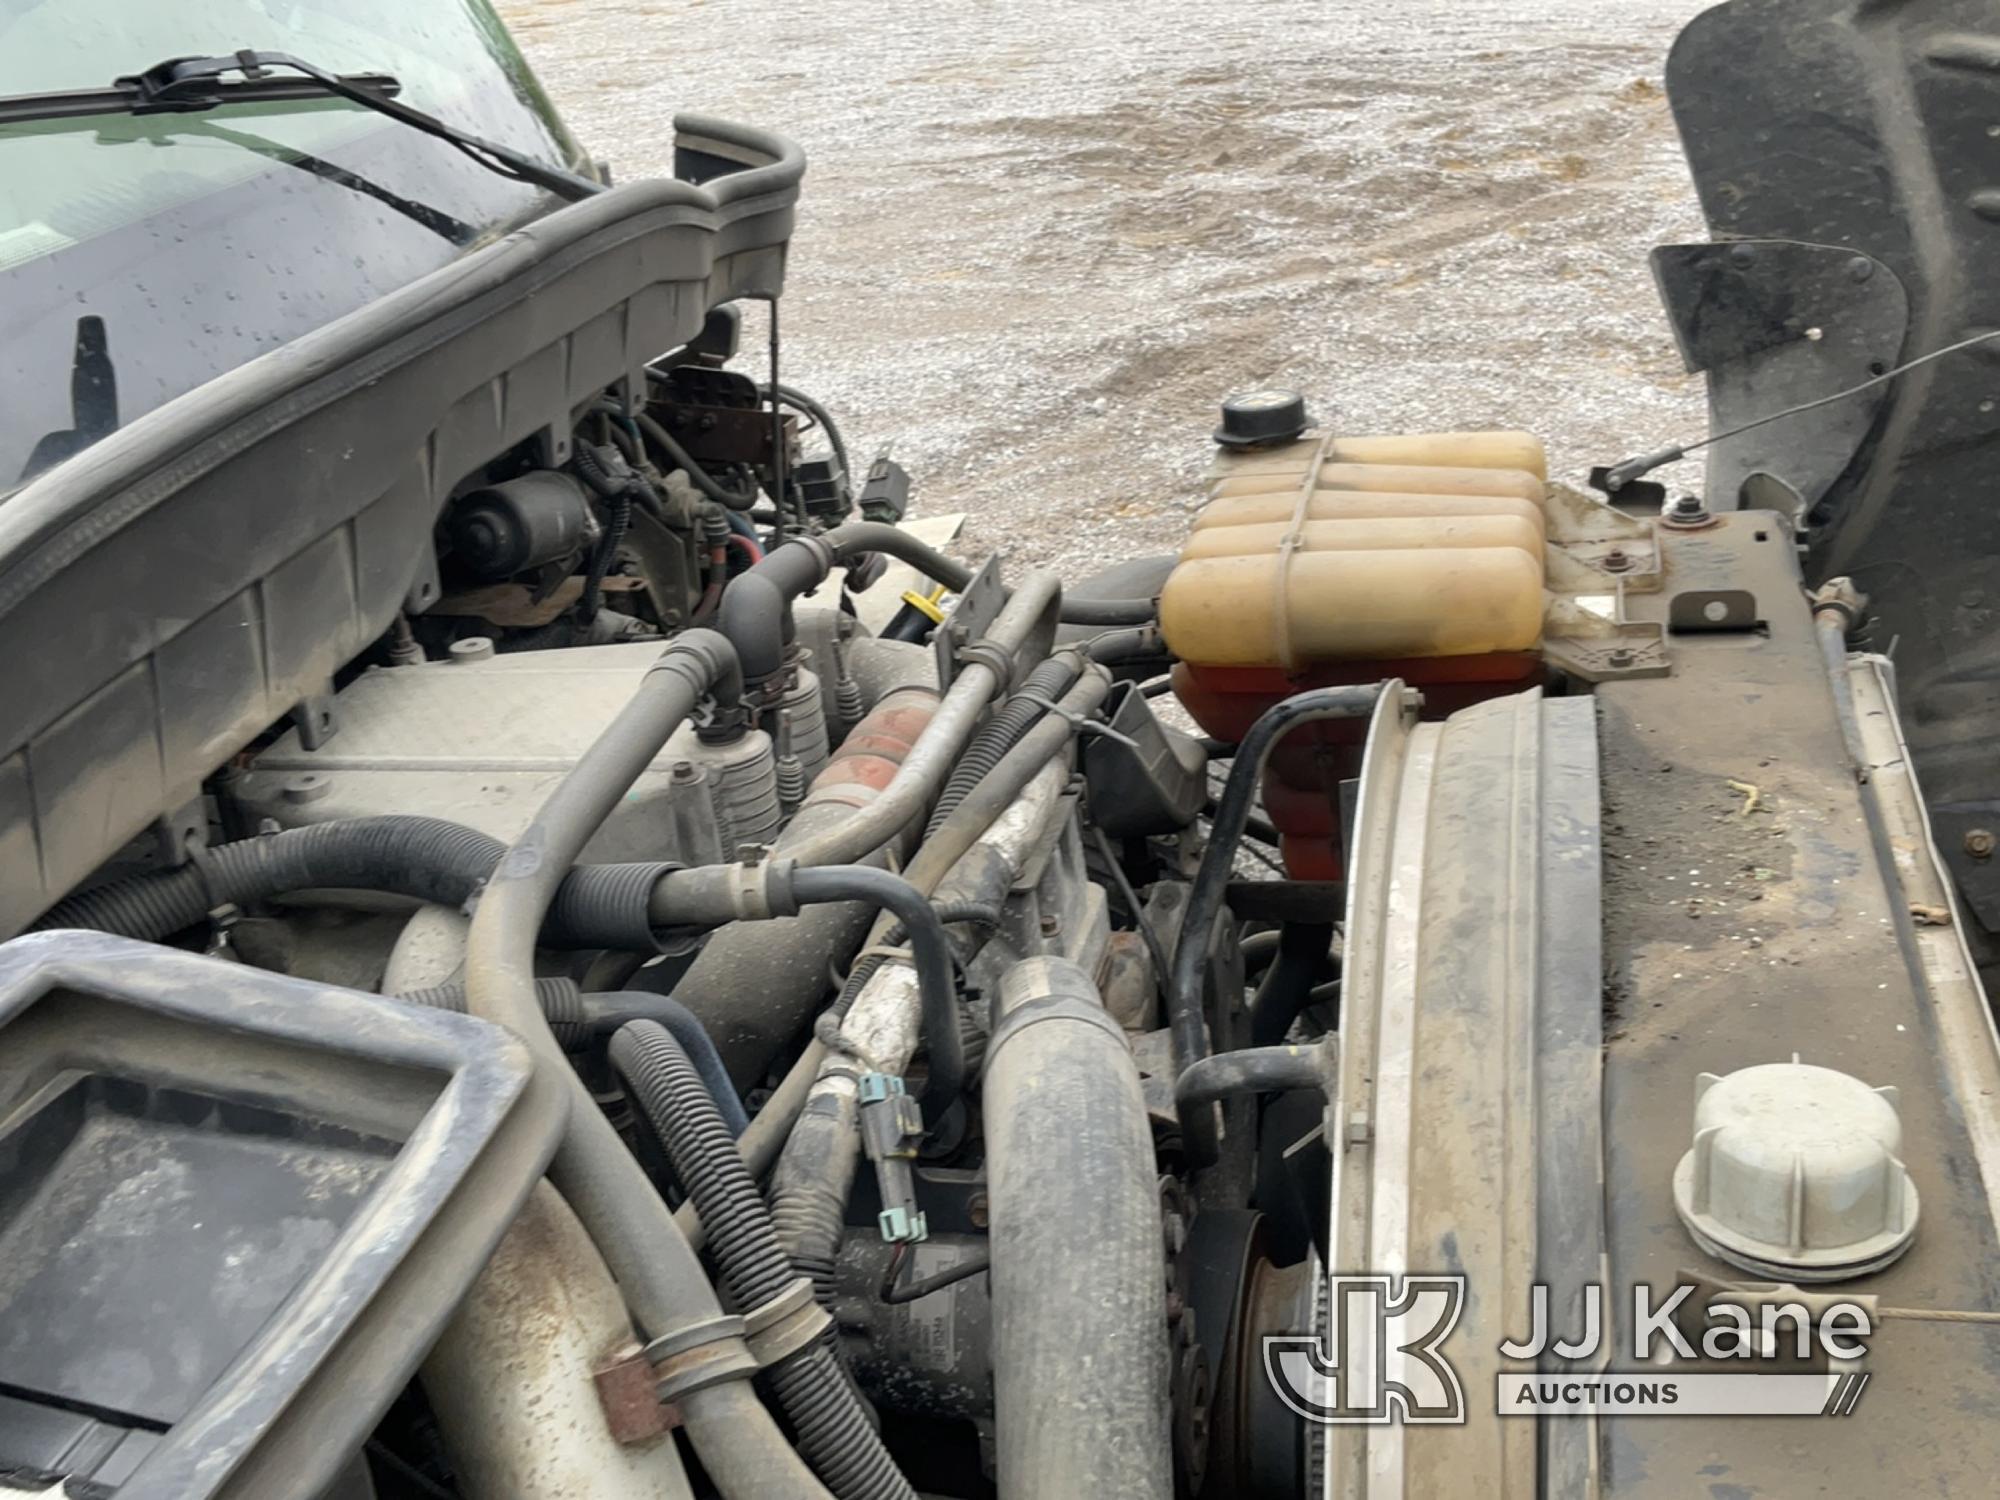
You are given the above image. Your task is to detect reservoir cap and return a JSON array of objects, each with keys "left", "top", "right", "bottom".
[
  {"left": 1215, "top": 388, "right": 1309, "bottom": 449},
  {"left": 1672, "top": 1057, "right": 1919, "bottom": 1281}
]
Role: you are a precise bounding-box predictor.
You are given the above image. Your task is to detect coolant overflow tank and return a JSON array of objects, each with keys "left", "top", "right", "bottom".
[
  {"left": 1161, "top": 427, "right": 1550, "bottom": 880},
  {"left": 1672, "top": 1059, "right": 1919, "bottom": 1281},
  {"left": 1160, "top": 430, "right": 1548, "bottom": 669}
]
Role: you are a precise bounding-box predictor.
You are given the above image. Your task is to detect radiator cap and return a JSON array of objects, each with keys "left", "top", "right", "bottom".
[
  {"left": 1214, "top": 387, "right": 1308, "bottom": 449},
  {"left": 1672, "top": 1057, "right": 1918, "bottom": 1281}
]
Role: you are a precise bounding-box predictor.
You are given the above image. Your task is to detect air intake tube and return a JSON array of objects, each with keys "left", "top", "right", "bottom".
[{"left": 984, "top": 956, "right": 1171, "bottom": 1500}]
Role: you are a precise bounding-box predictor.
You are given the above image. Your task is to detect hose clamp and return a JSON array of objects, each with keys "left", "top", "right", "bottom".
[
  {"left": 726, "top": 857, "right": 800, "bottom": 921},
  {"left": 742, "top": 1277, "right": 834, "bottom": 1370},
  {"left": 955, "top": 638, "right": 1016, "bottom": 701},
  {"left": 644, "top": 1314, "right": 760, "bottom": 1404}
]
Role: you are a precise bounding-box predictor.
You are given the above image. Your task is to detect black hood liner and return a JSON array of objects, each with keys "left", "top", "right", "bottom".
[{"left": 1660, "top": 0, "right": 2000, "bottom": 843}]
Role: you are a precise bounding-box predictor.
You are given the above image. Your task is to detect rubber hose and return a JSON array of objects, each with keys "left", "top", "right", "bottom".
[
  {"left": 458, "top": 628, "right": 834, "bottom": 1496},
  {"left": 1082, "top": 623, "right": 1168, "bottom": 665},
  {"left": 1177, "top": 1042, "right": 1328, "bottom": 1107},
  {"left": 35, "top": 816, "right": 506, "bottom": 939},
  {"left": 633, "top": 410, "right": 760, "bottom": 510},
  {"left": 581, "top": 990, "right": 750, "bottom": 1136},
  {"left": 1248, "top": 922, "right": 1336, "bottom": 1048},
  {"left": 985, "top": 957, "right": 1170, "bottom": 1499},
  {"left": 1169, "top": 683, "right": 1383, "bottom": 1164},
  {"left": 581, "top": 490, "right": 631, "bottom": 622},
  {"left": 829, "top": 900, "right": 1003, "bottom": 1027},
  {"left": 609, "top": 1022, "right": 917, "bottom": 1500},
  {"left": 33, "top": 816, "right": 683, "bottom": 953},
  {"left": 769, "top": 383, "right": 851, "bottom": 487},
  {"left": 769, "top": 1090, "right": 858, "bottom": 1302},
  {"left": 924, "top": 654, "right": 1082, "bottom": 837},
  {"left": 395, "top": 976, "right": 594, "bottom": 1050},
  {"left": 820, "top": 523, "right": 1155, "bottom": 626},
  {"left": 570, "top": 441, "right": 640, "bottom": 623},
  {"left": 788, "top": 865, "right": 963, "bottom": 1121}
]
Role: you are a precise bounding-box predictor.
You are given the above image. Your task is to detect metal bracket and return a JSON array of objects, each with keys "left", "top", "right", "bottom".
[
  {"left": 1545, "top": 624, "right": 1671, "bottom": 682},
  {"left": 934, "top": 555, "right": 1007, "bottom": 693},
  {"left": 594, "top": 1343, "right": 677, "bottom": 1443},
  {"left": 289, "top": 687, "right": 338, "bottom": 750}
]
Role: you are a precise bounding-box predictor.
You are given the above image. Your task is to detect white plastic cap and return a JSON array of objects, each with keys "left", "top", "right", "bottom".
[{"left": 1671, "top": 1057, "right": 1918, "bottom": 1282}]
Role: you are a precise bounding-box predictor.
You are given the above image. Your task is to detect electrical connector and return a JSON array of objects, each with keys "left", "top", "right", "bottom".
[{"left": 857, "top": 1071, "right": 928, "bottom": 1244}]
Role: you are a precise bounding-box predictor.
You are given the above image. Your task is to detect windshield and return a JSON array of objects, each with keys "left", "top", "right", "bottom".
[{"left": 0, "top": 0, "right": 588, "bottom": 487}]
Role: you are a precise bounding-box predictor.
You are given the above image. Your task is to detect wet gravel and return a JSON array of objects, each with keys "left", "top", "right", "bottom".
[{"left": 501, "top": 0, "right": 1714, "bottom": 578}]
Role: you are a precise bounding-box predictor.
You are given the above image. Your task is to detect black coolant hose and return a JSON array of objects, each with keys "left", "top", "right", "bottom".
[
  {"left": 583, "top": 990, "right": 750, "bottom": 1136},
  {"left": 33, "top": 815, "right": 690, "bottom": 954},
  {"left": 400, "top": 978, "right": 751, "bottom": 1137},
  {"left": 924, "top": 652, "right": 1082, "bottom": 837},
  {"left": 828, "top": 899, "right": 1000, "bottom": 1028},
  {"left": 787, "top": 865, "right": 965, "bottom": 1117},
  {"left": 35, "top": 816, "right": 508, "bottom": 939},
  {"left": 1082, "top": 623, "right": 1168, "bottom": 666},
  {"left": 571, "top": 439, "right": 642, "bottom": 621},
  {"left": 1168, "top": 683, "right": 1386, "bottom": 1165},
  {"left": 985, "top": 956, "right": 1171, "bottom": 1500},
  {"left": 1249, "top": 921, "right": 1337, "bottom": 1047},
  {"left": 609, "top": 1021, "right": 918, "bottom": 1500},
  {"left": 768, "top": 382, "right": 852, "bottom": 486}
]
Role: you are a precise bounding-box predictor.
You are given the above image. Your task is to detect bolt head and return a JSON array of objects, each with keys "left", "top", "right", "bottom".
[{"left": 1966, "top": 828, "right": 1996, "bottom": 860}]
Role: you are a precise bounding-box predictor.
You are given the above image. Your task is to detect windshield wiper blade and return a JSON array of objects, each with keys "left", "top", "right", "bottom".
[
  {"left": 0, "top": 49, "right": 603, "bottom": 203},
  {"left": 0, "top": 66, "right": 403, "bottom": 126}
]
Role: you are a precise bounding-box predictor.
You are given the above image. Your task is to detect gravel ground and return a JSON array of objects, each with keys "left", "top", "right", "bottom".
[{"left": 500, "top": 0, "right": 1716, "bottom": 577}]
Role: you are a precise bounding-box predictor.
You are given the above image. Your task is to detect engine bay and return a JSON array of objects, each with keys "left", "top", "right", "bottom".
[{"left": 3, "top": 5, "right": 2000, "bottom": 1496}]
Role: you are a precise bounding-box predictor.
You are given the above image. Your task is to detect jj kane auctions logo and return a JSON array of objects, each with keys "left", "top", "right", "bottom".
[{"left": 1264, "top": 1276, "right": 1875, "bottom": 1423}]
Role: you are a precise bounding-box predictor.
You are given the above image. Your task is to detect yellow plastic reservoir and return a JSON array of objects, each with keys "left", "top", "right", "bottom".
[
  {"left": 1162, "top": 428, "right": 1549, "bottom": 669},
  {"left": 1189, "top": 489, "right": 1547, "bottom": 541},
  {"left": 1160, "top": 549, "right": 1544, "bottom": 666},
  {"left": 1210, "top": 430, "right": 1547, "bottom": 484},
  {"left": 1210, "top": 461, "right": 1546, "bottom": 503},
  {"left": 1178, "top": 513, "right": 1542, "bottom": 561}
]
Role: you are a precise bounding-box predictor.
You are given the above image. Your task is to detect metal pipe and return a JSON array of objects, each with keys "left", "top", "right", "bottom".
[{"left": 769, "top": 757, "right": 1076, "bottom": 1293}]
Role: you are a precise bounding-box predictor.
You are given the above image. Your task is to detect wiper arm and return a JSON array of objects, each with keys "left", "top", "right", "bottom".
[{"left": 0, "top": 49, "right": 603, "bottom": 203}]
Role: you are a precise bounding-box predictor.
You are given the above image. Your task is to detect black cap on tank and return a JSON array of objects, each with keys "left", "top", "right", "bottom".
[{"left": 1214, "top": 388, "right": 1309, "bottom": 449}]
